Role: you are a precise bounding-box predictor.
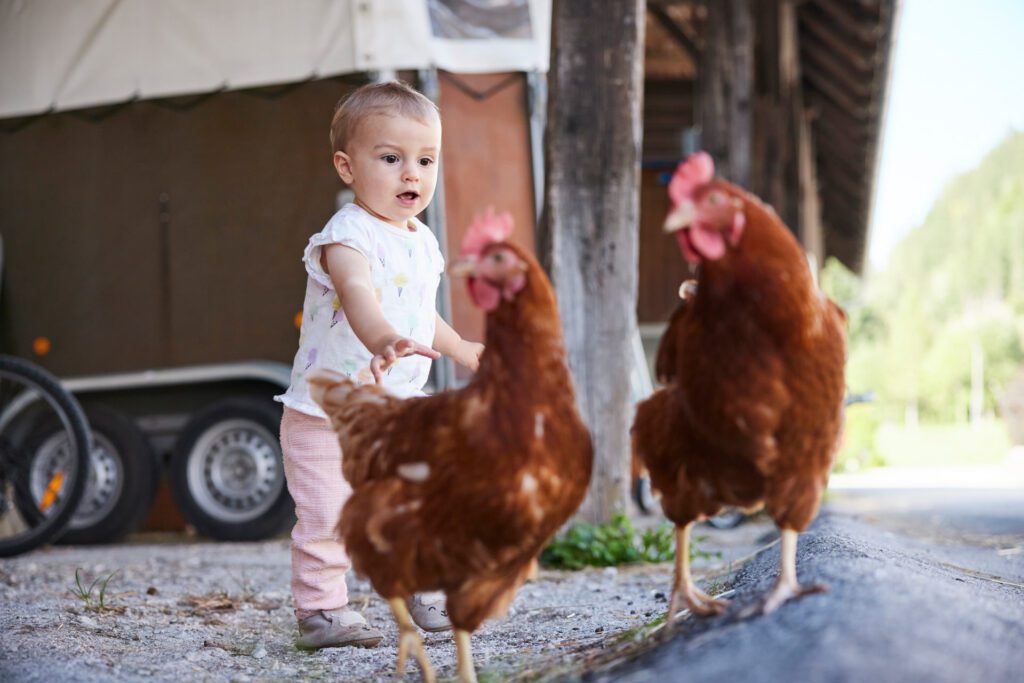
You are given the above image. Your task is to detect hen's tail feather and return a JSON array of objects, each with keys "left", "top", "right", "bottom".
[{"left": 307, "top": 368, "right": 392, "bottom": 416}]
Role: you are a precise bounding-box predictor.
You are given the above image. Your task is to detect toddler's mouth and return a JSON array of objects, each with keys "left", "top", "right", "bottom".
[{"left": 397, "top": 191, "right": 420, "bottom": 205}]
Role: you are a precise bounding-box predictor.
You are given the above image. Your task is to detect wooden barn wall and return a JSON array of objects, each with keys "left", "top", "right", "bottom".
[
  {"left": 0, "top": 80, "right": 354, "bottom": 376},
  {"left": 637, "top": 80, "right": 694, "bottom": 323},
  {"left": 438, "top": 72, "right": 537, "bottom": 356}
]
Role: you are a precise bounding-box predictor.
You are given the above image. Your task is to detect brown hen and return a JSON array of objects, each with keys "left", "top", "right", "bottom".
[
  {"left": 633, "top": 152, "right": 846, "bottom": 620},
  {"left": 308, "top": 210, "right": 592, "bottom": 682}
]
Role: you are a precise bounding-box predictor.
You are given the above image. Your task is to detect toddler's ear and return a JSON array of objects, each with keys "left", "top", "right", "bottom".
[{"left": 333, "top": 151, "right": 355, "bottom": 184}]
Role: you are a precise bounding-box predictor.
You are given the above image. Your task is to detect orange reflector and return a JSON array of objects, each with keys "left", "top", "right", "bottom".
[
  {"left": 294, "top": 311, "right": 303, "bottom": 329},
  {"left": 39, "top": 470, "right": 65, "bottom": 512},
  {"left": 33, "top": 337, "right": 51, "bottom": 357}
]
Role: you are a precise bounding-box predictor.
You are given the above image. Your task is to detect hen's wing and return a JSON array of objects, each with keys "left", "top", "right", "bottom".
[{"left": 306, "top": 369, "right": 413, "bottom": 485}]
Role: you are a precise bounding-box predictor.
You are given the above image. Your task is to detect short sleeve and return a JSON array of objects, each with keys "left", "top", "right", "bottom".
[
  {"left": 302, "top": 210, "right": 376, "bottom": 289},
  {"left": 417, "top": 221, "right": 446, "bottom": 275}
]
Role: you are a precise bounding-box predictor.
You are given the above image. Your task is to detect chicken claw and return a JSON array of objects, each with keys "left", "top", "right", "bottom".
[
  {"left": 667, "top": 522, "right": 730, "bottom": 626},
  {"left": 388, "top": 598, "right": 436, "bottom": 682},
  {"left": 761, "top": 529, "right": 827, "bottom": 615}
]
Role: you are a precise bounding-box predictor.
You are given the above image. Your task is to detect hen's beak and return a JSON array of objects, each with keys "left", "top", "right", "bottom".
[
  {"left": 663, "top": 199, "right": 695, "bottom": 234},
  {"left": 448, "top": 256, "right": 478, "bottom": 278}
]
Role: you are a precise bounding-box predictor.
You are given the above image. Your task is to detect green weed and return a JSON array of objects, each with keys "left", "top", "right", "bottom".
[
  {"left": 70, "top": 568, "right": 119, "bottom": 613},
  {"left": 540, "top": 512, "right": 717, "bottom": 570}
]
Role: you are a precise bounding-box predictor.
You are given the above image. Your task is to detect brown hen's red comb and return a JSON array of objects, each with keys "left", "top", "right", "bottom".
[
  {"left": 460, "top": 207, "right": 514, "bottom": 257},
  {"left": 668, "top": 151, "right": 715, "bottom": 205}
]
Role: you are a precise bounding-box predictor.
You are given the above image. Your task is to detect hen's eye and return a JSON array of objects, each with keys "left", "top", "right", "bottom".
[
  {"left": 492, "top": 252, "right": 505, "bottom": 263},
  {"left": 382, "top": 154, "right": 399, "bottom": 164}
]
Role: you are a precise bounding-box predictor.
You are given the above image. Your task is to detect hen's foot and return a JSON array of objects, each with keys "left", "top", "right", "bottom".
[
  {"left": 665, "top": 523, "right": 729, "bottom": 629},
  {"left": 455, "top": 629, "right": 477, "bottom": 683},
  {"left": 762, "top": 580, "right": 828, "bottom": 615},
  {"left": 668, "top": 585, "right": 730, "bottom": 621},
  {"left": 389, "top": 598, "right": 436, "bottom": 683},
  {"left": 744, "top": 528, "right": 826, "bottom": 616}
]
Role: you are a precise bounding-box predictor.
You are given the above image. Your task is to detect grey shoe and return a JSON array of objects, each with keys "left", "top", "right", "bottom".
[
  {"left": 409, "top": 592, "right": 451, "bottom": 633},
  {"left": 296, "top": 609, "right": 383, "bottom": 650}
]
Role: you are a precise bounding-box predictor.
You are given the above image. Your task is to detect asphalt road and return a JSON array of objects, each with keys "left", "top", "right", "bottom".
[{"left": 593, "top": 488, "right": 1024, "bottom": 683}]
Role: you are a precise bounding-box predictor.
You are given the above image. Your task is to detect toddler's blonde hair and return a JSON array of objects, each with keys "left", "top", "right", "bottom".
[{"left": 330, "top": 81, "right": 440, "bottom": 154}]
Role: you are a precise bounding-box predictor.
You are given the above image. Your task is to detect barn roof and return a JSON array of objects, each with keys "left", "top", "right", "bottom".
[{"left": 644, "top": 0, "right": 899, "bottom": 273}]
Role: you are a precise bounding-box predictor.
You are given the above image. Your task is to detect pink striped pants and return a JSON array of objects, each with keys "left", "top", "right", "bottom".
[{"left": 280, "top": 407, "right": 353, "bottom": 619}]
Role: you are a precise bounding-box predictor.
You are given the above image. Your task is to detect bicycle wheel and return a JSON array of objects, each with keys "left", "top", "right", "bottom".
[{"left": 0, "top": 355, "right": 91, "bottom": 557}]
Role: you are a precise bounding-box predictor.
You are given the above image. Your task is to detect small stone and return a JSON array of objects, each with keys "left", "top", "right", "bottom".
[
  {"left": 252, "top": 644, "right": 267, "bottom": 660},
  {"left": 78, "top": 615, "right": 98, "bottom": 628},
  {"left": 147, "top": 586, "right": 159, "bottom": 596},
  {"left": 595, "top": 627, "right": 604, "bottom": 633}
]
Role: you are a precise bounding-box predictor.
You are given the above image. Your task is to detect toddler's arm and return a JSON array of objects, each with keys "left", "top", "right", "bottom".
[
  {"left": 323, "top": 244, "right": 440, "bottom": 382},
  {"left": 433, "top": 316, "right": 485, "bottom": 372}
]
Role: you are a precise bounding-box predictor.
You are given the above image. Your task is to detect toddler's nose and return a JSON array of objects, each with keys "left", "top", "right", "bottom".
[{"left": 403, "top": 162, "right": 420, "bottom": 183}]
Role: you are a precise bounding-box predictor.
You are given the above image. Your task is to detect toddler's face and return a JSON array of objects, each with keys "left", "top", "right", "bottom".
[{"left": 335, "top": 113, "right": 442, "bottom": 228}]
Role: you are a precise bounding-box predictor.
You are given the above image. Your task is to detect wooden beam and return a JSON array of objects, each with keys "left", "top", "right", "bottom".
[
  {"left": 539, "top": 0, "right": 645, "bottom": 523},
  {"left": 648, "top": 2, "right": 701, "bottom": 62},
  {"left": 799, "top": 8, "right": 880, "bottom": 73},
  {"left": 698, "top": 0, "right": 754, "bottom": 186},
  {"left": 811, "top": 0, "right": 882, "bottom": 44},
  {"left": 801, "top": 39, "right": 874, "bottom": 99},
  {"left": 802, "top": 58, "right": 875, "bottom": 120}
]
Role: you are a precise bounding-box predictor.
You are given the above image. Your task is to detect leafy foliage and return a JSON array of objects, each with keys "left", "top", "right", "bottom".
[
  {"left": 540, "top": 512, "right": 716, "bottom": 570},
  {"left": 823, "top": 130, "right": 1024, "bottom": 441}
]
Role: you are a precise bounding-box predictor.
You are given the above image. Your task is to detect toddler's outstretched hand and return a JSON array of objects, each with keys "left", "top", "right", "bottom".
[
  {"left": 371, "top": 337, "right": 441, "bottom": 383},
  {"left": 456, "top": 340, "right": 485, "bottom": 372}
]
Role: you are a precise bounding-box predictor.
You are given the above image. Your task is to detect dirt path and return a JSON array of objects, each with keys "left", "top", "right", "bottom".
[{"left": 0, "top": 520, "right": 770, "bottom": 682}]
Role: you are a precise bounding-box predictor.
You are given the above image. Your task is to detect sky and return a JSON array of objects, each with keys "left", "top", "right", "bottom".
[{"left": 867, "top": 0, "right": 1024, "bottom": 270}]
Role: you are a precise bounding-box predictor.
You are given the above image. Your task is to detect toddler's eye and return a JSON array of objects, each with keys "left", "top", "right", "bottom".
[
  {"left": 418, "top": 157, "right": 434, "bottom": 167},
  {"left": 382, "top": 154, "right": 399, "bottom": 164}
]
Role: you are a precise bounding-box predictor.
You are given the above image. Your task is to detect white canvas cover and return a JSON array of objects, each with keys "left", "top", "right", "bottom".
[{"left": 0, "top": 0, "right": 550, "bottom": 119}]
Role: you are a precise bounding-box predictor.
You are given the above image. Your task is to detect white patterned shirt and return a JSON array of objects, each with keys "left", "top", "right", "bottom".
[{"left": 275, "top": 203, "right": 445, "bottom": 417}]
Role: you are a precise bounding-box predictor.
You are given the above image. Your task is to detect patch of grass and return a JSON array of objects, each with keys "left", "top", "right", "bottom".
[
  {"left": 540, "top": 512, "right": 716, "bottom": 570},
  {"left": 875, "top": 419, "right": 1011, "bottom": 468},
  {"left": 70, "top": 568, "right": 119, "bottom": 613}
]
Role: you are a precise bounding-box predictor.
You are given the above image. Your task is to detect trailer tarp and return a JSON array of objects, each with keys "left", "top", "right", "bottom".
[{"left": 0, "top": 0, "right": 550, "bottom": 119}]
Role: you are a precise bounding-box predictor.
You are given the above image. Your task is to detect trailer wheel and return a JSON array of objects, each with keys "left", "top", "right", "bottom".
[
  {"left": 170, "top": 399, "right": 292, "bottom": 541},
  {"left": 24, "top": 404, "right": 158, "bottom": 544}
]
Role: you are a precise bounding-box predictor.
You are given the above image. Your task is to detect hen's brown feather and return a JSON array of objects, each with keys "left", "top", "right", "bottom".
[
  {"left": 634, "top": 182, "right": 846, "bottom": 533},
  {"left": 310, "top": 244, "right": 592, "bottom": 632}
]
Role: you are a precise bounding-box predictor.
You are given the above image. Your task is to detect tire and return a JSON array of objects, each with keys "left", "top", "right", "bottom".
[
  {"left": 54, "top": 405, "right": 159, "bottom": 544},
  {"left": 632, "top": 474, "right": 659, "bottom": 515},
  {"left": 0, "top": 355, "right": 90, "bottom": 557},
  {"left": 707, "top": 509, "right": 746, "bottom": 529},
  {"left": 169, "top": 398, "right": 293, "bottom": 541}
]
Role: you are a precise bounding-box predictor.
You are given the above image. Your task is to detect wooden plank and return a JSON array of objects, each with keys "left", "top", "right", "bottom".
[
  {"left": 698, "top": 0, "right": 754, "bottom": 187},
  {"left": 802, "top": 58, "right": 875, "bottom": 120},
  {"left": 798, "top": 8, "right": 879, "bottom": 73},
  {"left": 648, "top": 1, "right": 700, "bottom": 61}
]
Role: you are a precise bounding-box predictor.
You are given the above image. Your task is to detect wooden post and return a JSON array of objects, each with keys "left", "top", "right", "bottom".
[
  {"left": 751, "top": 0, "right": 824, "bottom": 259},
  {"left": 698, "top": 0, "right": 754, "bottom": 187},
  {"left": 538, "top": 0, "right": 645, "bottom": 523}
]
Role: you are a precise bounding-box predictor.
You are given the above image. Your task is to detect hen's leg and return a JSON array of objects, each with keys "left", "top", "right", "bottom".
[
  {"left": 762, "top": 528, "right": 827, "bottom": 614},
  {"left": 388, "top": 598, "right": 435, "bottom": 682},
  {"left": 454, "top": 629, "right": 477, "bottom": 683},
  {"left": 667, "top": 522, "right": 729, "bottom": 623}
]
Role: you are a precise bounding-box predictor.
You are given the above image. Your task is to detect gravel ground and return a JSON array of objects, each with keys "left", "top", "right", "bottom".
[{"left": 0, "top": 520, "right": 771, "bottom": 682}]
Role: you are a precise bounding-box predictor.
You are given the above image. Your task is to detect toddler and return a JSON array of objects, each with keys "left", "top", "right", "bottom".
[{"left": 275, "top": 81, "right": 484, "bottom": 649}]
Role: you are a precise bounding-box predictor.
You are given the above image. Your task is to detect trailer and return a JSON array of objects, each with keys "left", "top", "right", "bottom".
[{"left": 0, "top": 0, "right": 549, "bottom": 542}]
